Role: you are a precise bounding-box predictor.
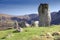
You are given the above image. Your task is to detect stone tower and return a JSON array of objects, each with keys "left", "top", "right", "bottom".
[{"left": 38, "top": 4, "right": 51, "bottom": 26}]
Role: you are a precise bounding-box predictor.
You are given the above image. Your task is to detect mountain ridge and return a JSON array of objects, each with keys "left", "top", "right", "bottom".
[{"left": 0, "top": 10, "right": 60, "bottom": 24}]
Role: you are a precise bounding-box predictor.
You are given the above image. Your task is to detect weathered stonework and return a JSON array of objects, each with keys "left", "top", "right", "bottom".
[
  {"left": 14, "top": 21, "right": 23, "bottom": 32},
  {"left": 38, "top": 4, "right": 51, "bottom": 26}
]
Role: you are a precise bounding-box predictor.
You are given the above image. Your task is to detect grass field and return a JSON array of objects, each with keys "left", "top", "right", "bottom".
[{"left": 0, "top": 25, "right": 60, "bottom": 40}]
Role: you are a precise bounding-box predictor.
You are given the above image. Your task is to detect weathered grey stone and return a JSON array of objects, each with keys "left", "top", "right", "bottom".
[
  {"left": 14, "top": 21, "right": 23, "bottom": 32},
  {"left": 31, "top": 21, "right": 39, "bottom": 27},
  {"left": 18, "top": 21, "right": 26, "bottom": 28},
  {"left": 14, "top": 21, "right": 19, "bottom": 29},
  {"left": 46, "top": 32, "right": 54, "bottom": 38},
  {"left": 25, "top": 22, "right": 31, "bottom": 27},
  {"left": 34, "top": 21, "right": 39, "bottom": 27},
  {"left": 17, "top": 27, "right": 23, "bottom": 32},
  {"left": 31, "top": 21, "right": 35, "bottom": 27},
  {"left": 52, "top": 32, "right": 60, "bottom": 36},
  {"left": 40, "top": 33, "right": 54, "bottom": 40},
  {"left": 38, "top": 4, "right": 51, "bottom": 26}
]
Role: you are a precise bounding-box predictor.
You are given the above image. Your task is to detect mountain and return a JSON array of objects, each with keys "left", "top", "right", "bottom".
[
  {"left": 0, "top": 14, "right": 13, "bottom": 21},
  {"left": 0, "top": 10, "right": 60, "bottom": 25},
  {"left": 0, "top": 14, "right": 39, "bottom": 24},
  {"left": 51, "top": 10, "right": 60, "bottom": 24},
  {"left": 1, "top": 11, "right": 60, "bottom": 30},
  {"left": 12, "top": 14, "right": 39, "bottom": 24}
]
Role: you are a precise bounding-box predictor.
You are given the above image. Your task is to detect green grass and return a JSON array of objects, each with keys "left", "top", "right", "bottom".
[{"left": 0, "top": 25, "right": 60, "bottom": 40}]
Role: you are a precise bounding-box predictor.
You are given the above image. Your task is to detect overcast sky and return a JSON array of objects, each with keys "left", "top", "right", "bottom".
[{"left": 0, "top": 0, "right": 60, "bottom": 16}]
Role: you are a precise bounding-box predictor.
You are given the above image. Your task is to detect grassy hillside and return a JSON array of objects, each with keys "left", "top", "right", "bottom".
[{"left": 0, "top": 25, "right": 60, "bottom": 40}]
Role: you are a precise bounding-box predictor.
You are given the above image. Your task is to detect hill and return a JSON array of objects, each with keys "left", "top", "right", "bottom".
[
  {"left": 51, "top": 10, "right": 60, "bottom": 24},
  {"left": 0, "top": 14, "right": 39, "bottom": 24},
  {"left": 0, "top": 10, "right": 60, "bottom": 25},
  {"left": 0, "top": 25, "right": 60, "bottom": 40}
]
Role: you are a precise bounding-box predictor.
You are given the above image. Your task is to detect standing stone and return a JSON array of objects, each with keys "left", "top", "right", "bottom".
[
  {"left": 18, "top": 21, "right": 26, "bottom": 28},
  {"left": 14, "top": 21, "right": 23, "bottom": 32},
  {"left": 38, "top": 4, "right": 51, "bottom": 26},
  {"left": 14, "top": 21, "right": 19, "bottom": 30},
  {"left": 34, "top": 21, "right": 39, "bottom": 27},
  {"left": 31, "top": 21, "right": 35, "bottom": 27},
  {"left": 25, "top": 22, "right": 30, "bottom": 27},
  {"left": 31, "top": 21, "right": 39, "bottom": 27}
]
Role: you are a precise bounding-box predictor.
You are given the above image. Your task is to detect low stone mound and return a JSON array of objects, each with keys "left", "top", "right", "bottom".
[
  {"left": 40, "top": 33, "right": 54, "bottom": 40},
  {"left": 46, "top": 32, "right": 54, "bottom": 38},
  {"left": 52, "top": 32, "right": 60, "bottom": 36}
]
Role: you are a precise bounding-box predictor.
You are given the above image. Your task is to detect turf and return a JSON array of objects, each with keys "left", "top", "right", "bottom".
[{"left": 0, "top": 25, "right": 60, "bottom": 40}]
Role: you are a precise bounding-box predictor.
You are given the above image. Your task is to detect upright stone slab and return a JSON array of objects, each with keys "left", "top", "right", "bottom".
[
  {"left": 14, "top": 21, "right": 19, "bottom": 30},
  {"left": 14, "top": 21, "right": 23, "bottom": 32},
  {"left": 38, "top": 4, "right": 51, "bottom": 26}
]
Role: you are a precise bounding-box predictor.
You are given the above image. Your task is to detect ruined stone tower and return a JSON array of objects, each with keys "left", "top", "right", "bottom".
[{"left": 38, "top": 4, "right": 51, "bottom": 26}]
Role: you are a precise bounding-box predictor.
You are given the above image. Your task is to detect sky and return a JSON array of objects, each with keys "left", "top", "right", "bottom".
[{"left": 0, "top": 0, "right": 60, "bottom": 16}]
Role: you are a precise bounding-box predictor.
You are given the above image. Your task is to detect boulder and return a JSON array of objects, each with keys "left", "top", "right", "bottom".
[
  {"left": 52, "top": 32, "right": 60, "bottom": 36},
  {"left": 17, "top": 27, "right": 23, "bottom": 32},
  {"left": 46, "top": 32, "right": 53, "bottom": 38},
  {"left": 31, "top": 21, "right": 39, "bottom": 27},
  {"left": 40, "top": 33, "right": 54, "bottom": 40}
]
